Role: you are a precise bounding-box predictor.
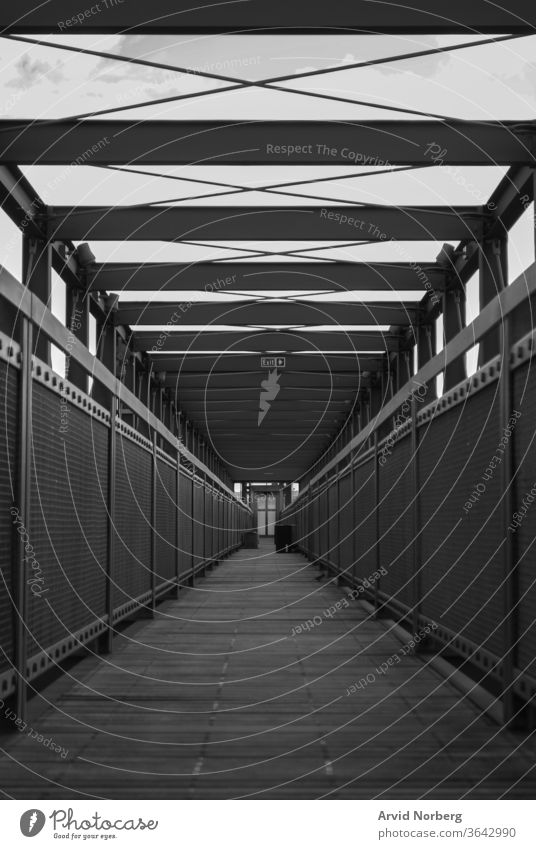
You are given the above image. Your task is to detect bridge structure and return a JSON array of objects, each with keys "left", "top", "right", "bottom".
[{"left": 1, "top": 0, "right": 536, "bottom": 800}]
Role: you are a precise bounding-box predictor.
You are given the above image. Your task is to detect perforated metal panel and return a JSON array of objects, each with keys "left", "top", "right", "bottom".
[
  {"left": 155, "top": 456, "right": 176, "bottom": 585},
  {"left": 328, "top": 483, "right": 338, "bottom": 567},
  {"left": 204, "top": 488, "right": 212, "bottom": 557},
  {"left": 512, "top": 361, "right": 536, "bottom": 676},
  {"left": 193, "top": 481, "right": 204, "bottom": 566},
  {"left": 113, "top": 431, "right": 152, "bottom": 610},
  {"left": 179, "top": 471, "right": 193, "bottom": 577},
  {"left": 379, "top": 434, "right": 413, "bottom": 607},
  {"left": 419, "top": 383, "right": 503, "bottom": 655},
  {"left": 215, "top": 494, "right": 222, "bottom": 555},
  {"left": 317, "top": 486, "right": 328, "bottom": 562},
  {"left": 29, "top": 382, "right": 108, "bottom": 655},
  {"left": 0, "top": 360, "right": 18, "bottom": 674},
  {"left": 352, "top": 457, "right": 376, "bottom": 584},
  {"left": 311, "top": 489, "right": 320, "bottom": 559},
  {"left": 339, "top": 470, "right": 353, "bottom": 575}
]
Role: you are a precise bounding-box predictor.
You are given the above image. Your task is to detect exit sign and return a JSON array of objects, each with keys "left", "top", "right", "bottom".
[{"left": 261, "top": 356, "right": 286, "bottom": 368}]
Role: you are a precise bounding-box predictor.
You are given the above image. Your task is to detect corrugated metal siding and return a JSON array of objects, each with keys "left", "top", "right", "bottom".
[
  {"left": 155, "top": 457, "right": 176, "bottom": 585},
  {"left": 0, "top": 360, "right": 18, "bottom": 674},
  {"left": 179, "top": 472, "right": 193, "bottom": 577},
  {"left": 205, "top": 488, "right": 213, "bottom": 558},
  {"left": 512, "top": 361, "right": 536, "bottom": 676},
  {"left": 353, "top": 457, "right": 376, "bottom": 583},
  {"left": 193, "top": 481, "right": 204, "bottom": 566},
  {"left": 113, "top": 432, "right": 152, "bottom": 608},
  {"left": 379, "top": 434, "right": 413, "bottom": 608},
  {"left": 29, "top": 382, "right": 108, "bottom": 654},
  {"left": 328, "top": 483, "right": 338, "bottom": 567},
  {"left": 339, "top": 471, "right": 353, "bottom": 576},
  {"left": 318, "top": 486, "right": 328, "bottom": 562},
  {"left": 311, "top": 490, "right": 320, "bottom": 559},
  {"left": 419, "top": 384, "right": 503, "bottom": 655}
]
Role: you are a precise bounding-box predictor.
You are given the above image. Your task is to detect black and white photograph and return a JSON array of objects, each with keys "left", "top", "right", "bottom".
[{"left": 0, "top": 0, "right": 536, "bottom": 842}]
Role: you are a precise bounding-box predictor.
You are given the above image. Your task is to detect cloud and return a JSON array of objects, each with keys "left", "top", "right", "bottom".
[{"left": 6, "top": 55, "right": 65, "bottom": 90}]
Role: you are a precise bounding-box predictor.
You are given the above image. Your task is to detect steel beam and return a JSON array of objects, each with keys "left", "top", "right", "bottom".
[
  {"left": 133, "top": 330, "right": 394, "bottom": 352},
  {"left": 149, "top": 353, "right": 386, "bottom": 372},
  {"left": 3, "top": 120, "right": 534, "bottom": 166},
  {"left": 167, "top": 374, "right": 364, "bottom": 390},
  {"left": 89, "top": 261, "right": 445, "bottom": 293},
  {"left": 47, "top": 205, "right": 485, "bottom": 242},
  {"left": 14, "top": 316, "right": 32, "bottom": 720},
  {"left": 0, "top": 2, "right": 534, "bottom": 33},
  {"left": 176, "top": 386, "right": 355, "bottom": 397},
  {"left": 179, "top": 401, "right": 352, "bottom": 410},
  {"left": 116, "top": 301, "right": 418, "bottom": 327}
]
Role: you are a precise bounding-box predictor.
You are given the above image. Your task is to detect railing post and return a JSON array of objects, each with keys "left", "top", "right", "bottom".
[
  {"left": 65, "top": 288, "right": 89, "bottom": 392},
  {"left": 306, "top": 489, "right": 311, "bottom": 559},
  {"left": 14, "top": 316, "right": 33, "bottom": 721},
  {"left": 374, "top": 430, "right": 381, "bottom": 614},
  {"left": 23, "top": 237, "right": 50, "bottom": 364},
  {"left": 500, "top": 315, "right": 517, "bottom": 725},
  {"left": 190, "top": 471, "right": 196, "bottom": 586},
  {"left": 103, "top": 391, "right": 116, "bottom": 654},
  {"left": 211, "top": 485, "right": 217, "bottom": 563},
  {"left": 324, "top": 474, "right": 330, "bottom": 573},
  {"left": 175, "top": 447, "right": 181, "bottom": 598},
  {"left": 224, "top": 498, "right": 228, "bottom": 554},
  {"left": 478, "top": 236, "right": 507, "bottom": 367},
  {"left": 417, "top": 322, "right": 437, "bottom": 405},
  {"left": 150, "top": 429, "right": 157, "bottom": 615},
  {"left": 411, "top": 395, "right": 421, "bottom": 638},
  {"left": 337, "top": 464, "right": 342, "bottom": 581},
  {"left": 442, "top": 287, "right": 467, "bottom": 390},
  {"left": 202, "top": 471, "right": 206, "bottom": 573}
]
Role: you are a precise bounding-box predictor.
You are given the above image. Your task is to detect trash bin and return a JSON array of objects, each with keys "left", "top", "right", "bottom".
[
  {"left": 274, "top": 524, "right": 293, "bottom": 552},
  {"left": 242, "top": 531, "right": 258, "bottom": 549}
]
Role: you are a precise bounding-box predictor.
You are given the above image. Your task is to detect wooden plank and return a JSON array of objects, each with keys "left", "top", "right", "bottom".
[{"left": 0, "top": 541, "right": 534, "bottom": 799}]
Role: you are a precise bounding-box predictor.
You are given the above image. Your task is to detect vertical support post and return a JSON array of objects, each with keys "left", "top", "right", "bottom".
[
  {"left": 500, "top": 315, "right": 517, "bottom": 724},
  {"left": 175, "top": 446, "right": 181, "bottom": 598},
  {"left": 23, "top": 237, "right": 51, "bottom": 364},
  {"left": 191, "top": 471, "right": 196, "bottom": 585},
  {"left": 369, "top": 381, "right": 384, "bottom": 442},
  {"left": 212, "top": 485, "right": 217, "bottom": 562},
  {"left": 225, "top": 498, "right": 229, "bottom": 554},
  {"left": 202, "top": 471, "right": 206, "bottom": 573},
  {"left": 14, "top": 316, "right": 33, "bottom": 720},
  {"left": 443, "top": 286, "right": 467, "bottom": 391},
  {"left": 131, "top": 354, "right": 138, "bottom": 432},
  {"left": 324, "top": 474, "right": 330, "bottom": 573},
  {"left": 336, "top": 463, "right": 342, "bottom": 582},
  {"left": 150, "top": 429, "right": 157, "bottom": 616},
  {"left": 305, "top": 489, "right": 311, "bottom": 559},
  {"left": 478, "top": 236, "right": 507, "bottom": 367},
  {"left": 417, "top": 322, "right": 437, "bottom": 405},
  {"left": 104, "top": 390, "right": 117, "bottom": 654},
  {"left": 410, "top": 395, "right": 421, "bottom": 639},
  {"left": 65, "top": 288, "right": 89, "bottom": 392},
  {"left": 93, "top": 314, "right": 117, "bottom": 410},
  {"left": 373, "top": 430, "right": 381, "bottom": 614}
]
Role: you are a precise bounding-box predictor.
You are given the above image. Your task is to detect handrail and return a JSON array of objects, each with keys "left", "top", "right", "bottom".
[
  {"left": 0, "top": 266, "right": 250, "bottom": 511},
  {"left": 297, "top": 259, "right": 536, "bottom": 498}
]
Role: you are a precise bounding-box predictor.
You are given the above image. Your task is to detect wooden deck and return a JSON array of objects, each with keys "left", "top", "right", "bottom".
[{"left": 1, "top": 539, "right": 535, "bottom": 799}]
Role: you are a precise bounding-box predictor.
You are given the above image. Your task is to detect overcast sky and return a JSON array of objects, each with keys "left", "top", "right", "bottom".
[{"left": 0, "top": 31, "right": 534, "bottom": 379}]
